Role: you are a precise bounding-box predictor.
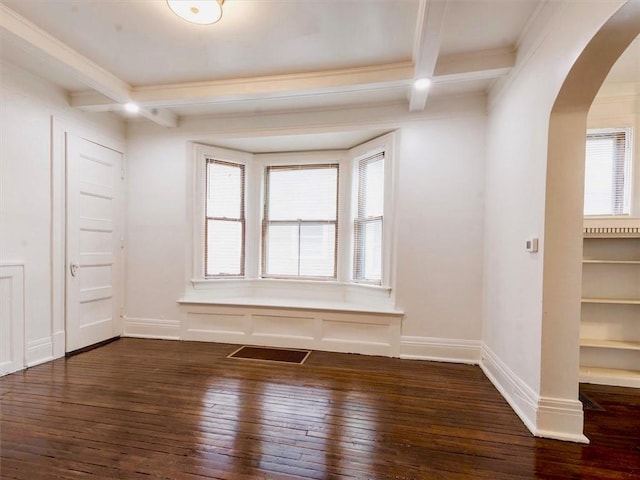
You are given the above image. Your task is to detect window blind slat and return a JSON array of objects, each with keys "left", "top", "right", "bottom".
[
  {"left": 205, "top": 159, "right": 245, "bottom": 276},
  {"left": 354, "top": 152, "right": 384, "bottom": 283},
  {"left": 584, "top": 130, "right": 630, "bottom": 216}
]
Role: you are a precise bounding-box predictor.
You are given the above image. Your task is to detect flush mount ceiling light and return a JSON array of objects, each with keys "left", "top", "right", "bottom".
[{"left": 167, "top": 0, "right": 224, "bottom": 25}]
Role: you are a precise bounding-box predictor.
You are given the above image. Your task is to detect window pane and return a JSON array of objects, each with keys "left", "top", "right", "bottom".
[
  {"left": 264, "top": 223, "right": 299, "bottom": 276},
  {"left": 207, "top": 161, "right": 243, "bottom": 219},
  {"left": 355, "top": 219, "right": 382, "bottom": 282},
  {"left": 361, "top": 157, "right": 384, "bottom": 217},
  {"left": 299, "top": 224, "right": 336, "bottom": 277},
  {"left": 268, "top": 167, "right": 337, "bottom": 220},
  {"left": 206, "top": 219, "right": 243, "bottom": 276},
  {"left": 584, "top": 131, "right": 629, "bottom": 216},
  {"left": 263, "top": 164, "right": 338, "bottom": 279},
  {"left": 354, "top": 153, "right": 385, "bottom": 283}
]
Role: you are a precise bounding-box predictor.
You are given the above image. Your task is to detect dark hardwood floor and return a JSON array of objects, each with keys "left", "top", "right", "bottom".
[{"left": 1, "top": 338, "right": 638, "bottom": 479}]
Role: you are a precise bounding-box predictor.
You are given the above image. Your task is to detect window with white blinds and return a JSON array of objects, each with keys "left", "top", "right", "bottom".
[
  {"left": 262, "top": 164, "right": 339, "bottom": 279},
  {"left": 205, "top": 159, "right": 245, "bottom": 276},
  {"left": 584, "top": 129, "right": 631, "bottom": 216},
  {"left": 353, "top": 152, "right": 384, "bottom": 284}
]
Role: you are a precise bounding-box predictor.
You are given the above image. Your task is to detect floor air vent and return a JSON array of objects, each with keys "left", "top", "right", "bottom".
[
  {"left": 579, "top": 392, "right": 605, "bottom": 412},
  {"left": 228, "top": 346, "right": 311, "bottom": 364}
]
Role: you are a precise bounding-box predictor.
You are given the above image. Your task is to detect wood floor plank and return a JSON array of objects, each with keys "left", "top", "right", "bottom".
[{"left": 1, "top": 338, "right": 639, "bottom": 479}]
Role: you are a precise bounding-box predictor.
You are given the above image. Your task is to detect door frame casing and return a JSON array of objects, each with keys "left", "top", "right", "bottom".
[{"left": 51, "top": 116, "right": 126, "bottom": 356}]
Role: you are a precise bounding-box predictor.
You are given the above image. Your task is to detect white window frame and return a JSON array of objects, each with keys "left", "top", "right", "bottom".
[
  {"left": 261, "top": 162, "right": 340, "bottom": 280},
  {"left": 256, "top": 151, "right": 348, "bottom": 281},
  {"left": 204, "top": 159, "right": 246, "bottom": 278},
  {"left": 192, "top": 144, "right": 253, "bottom": 280},
  {"left": 190, "top": 133, "right": 397, "bottom": 299},
  {"left": 348, "top": 133, "right": 397, "bottom": 289},
  {"left": 584, "top": 127, "right": 633, "bottom": 217}
]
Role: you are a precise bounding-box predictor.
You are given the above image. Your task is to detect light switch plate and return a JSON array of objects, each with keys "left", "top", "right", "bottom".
[{"left": 526, "top": 238, "right": 539, "bottom": 253}]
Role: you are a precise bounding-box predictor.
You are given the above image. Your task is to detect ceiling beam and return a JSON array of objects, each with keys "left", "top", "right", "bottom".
[
  {"left": 0, "top": 4, "right": 178, "bottom": 128},
  {"left": 434, "top": 48, "right": 515, "bottom": 78},
  {"left": 0, "top": 4, "right": 130, "bottom": 103},
  {"left": 139, "top": 108, "right": 178, "bottom": 129},
  {"left": 2, "top": 2, "right": 512, "bottom": 125},
  {"left": 69, "top": 50, "right": 513, "bottom": 114},
  {"left": 70, "top": 91, "right": 178, "bottom": 128},
  {"left": 409, "top": 0, "right": 448, "bottom": 111},
  {"left": 135, "top": 62, "right": 414, "bottom": 105},
  {"left": 70, "top": 62, "right": 415, "bottom": 110},
  {"left": 432, "top": 48, "right": 515, "bottom": 85}
]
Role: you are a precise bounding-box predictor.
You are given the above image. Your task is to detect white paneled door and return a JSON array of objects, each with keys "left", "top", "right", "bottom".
[{"left": 66, "top": 135, "right": 123, "bottom": 352}]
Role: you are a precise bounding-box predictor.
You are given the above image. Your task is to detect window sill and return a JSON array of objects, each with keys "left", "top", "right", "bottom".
[
  {"left": 181, "top": 278, "right": 400, "bottom": 315},
  {"left": 177, "top": 296, "right": 403, "bottom": 316}
]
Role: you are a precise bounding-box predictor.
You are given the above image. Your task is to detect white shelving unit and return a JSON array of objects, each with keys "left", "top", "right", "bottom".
[{"left": 580, "top": 218, "right": 640, "bottom": 388}]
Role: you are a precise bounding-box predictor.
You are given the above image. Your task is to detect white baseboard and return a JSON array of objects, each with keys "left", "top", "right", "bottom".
[
  {"left": 1, "top": 263, "right": 25, "bottom": 375},
  {"left": 26, "top": 337, "right": 53, "bottom": 367},
  {"left": 400, "top": 336, "right": 481, "bottom": 364},
  {"left": 537, "top": 396, "right": 588, "bottom": 443},
  {"left": 52, "top": 330, "right": 65, "bottom": 358},
  {"left": 123, "top": 317, "right": 181, "bottom": 340},
  {"left": 480, "top": 343, "right": 588, "bottom": 443},
  {"left": 480, "top": 343, "right": 538, "bottom": 435}
]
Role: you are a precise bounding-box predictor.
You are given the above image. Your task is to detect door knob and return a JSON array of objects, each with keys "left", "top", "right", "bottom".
[{"left": 70, "top": 262, "right": 80, "bottom": 277}]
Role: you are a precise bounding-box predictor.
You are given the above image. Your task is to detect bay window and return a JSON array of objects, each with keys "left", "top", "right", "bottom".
[{"left": 192, "top": 132, "right": 396, "bottom": 293}]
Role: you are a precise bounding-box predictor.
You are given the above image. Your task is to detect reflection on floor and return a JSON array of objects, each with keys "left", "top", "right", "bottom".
[{"left": 1, "top": 338, "right": 639, "bottom": 479}]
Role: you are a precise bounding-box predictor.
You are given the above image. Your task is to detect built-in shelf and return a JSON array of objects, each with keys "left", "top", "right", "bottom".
[
  {"left": 580, "top": 339, "right": 640, "bottom": 351},
  {"left": 579, "top": 366, "right": 640, "bottom": 388},
  {"left": 583, "top": 259, "right": 640, "bottom": 264},
  {"left": 581, "top": 297, "right": 640, "bottom": 305},
  {"left": 580, "top": 227, "right": 639, "bottom": 388}
]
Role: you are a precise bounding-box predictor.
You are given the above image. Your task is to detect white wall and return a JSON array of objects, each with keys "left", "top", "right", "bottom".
[
  {"left": 395, "top": 117, "right": 484, "bottom": 342},
  {"left": 0, "top": 61, "right": 125, "bottom": 367},
  {"left": 126, "top": 135, "right": 188, "bottom": 324},
  {"left": 482, "top": 0, "right": 627, "bottom": 441},
  {"left": 125, "top": 96, "right": 486, "bottom": 360}
]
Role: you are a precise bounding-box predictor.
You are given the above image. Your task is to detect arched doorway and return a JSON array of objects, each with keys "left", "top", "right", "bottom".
[
  {"left": 542, "top": 0, "right": 640, "bottom": 439},
  {"left": 482, "top": 0, "right": 639, "bottom": 444}
]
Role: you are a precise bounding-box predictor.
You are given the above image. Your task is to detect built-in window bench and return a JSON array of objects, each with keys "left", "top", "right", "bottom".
[{"left": 176, "top": 287, "right": 404, "bottom": 357}]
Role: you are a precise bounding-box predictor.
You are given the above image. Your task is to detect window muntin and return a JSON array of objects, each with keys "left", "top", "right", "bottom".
[
  {"left": 205, "top": 159, "right": 245, "bottom": 277},
  {"left": 584, "top": 129, "right": 631, "bottom": 216},
  {"left": 262, "top": 164, "right": 339, "bottom": 279},
  {"left": 353, "top": 152, "right": 384, "bottom": 284}
]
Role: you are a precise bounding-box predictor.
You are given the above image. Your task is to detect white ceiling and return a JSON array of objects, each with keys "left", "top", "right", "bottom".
[
  {"left": 2, "top": 1, "right": 635, "bottom": 152},
  {"left": 438, "top": 0, "right": 537, "bottom": 56},
  {"left": 2, "top": 0, "right": 420, "bottom": 86},
  {"left": 0, "top": 0, "right": 542, "bottom": 122}
]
